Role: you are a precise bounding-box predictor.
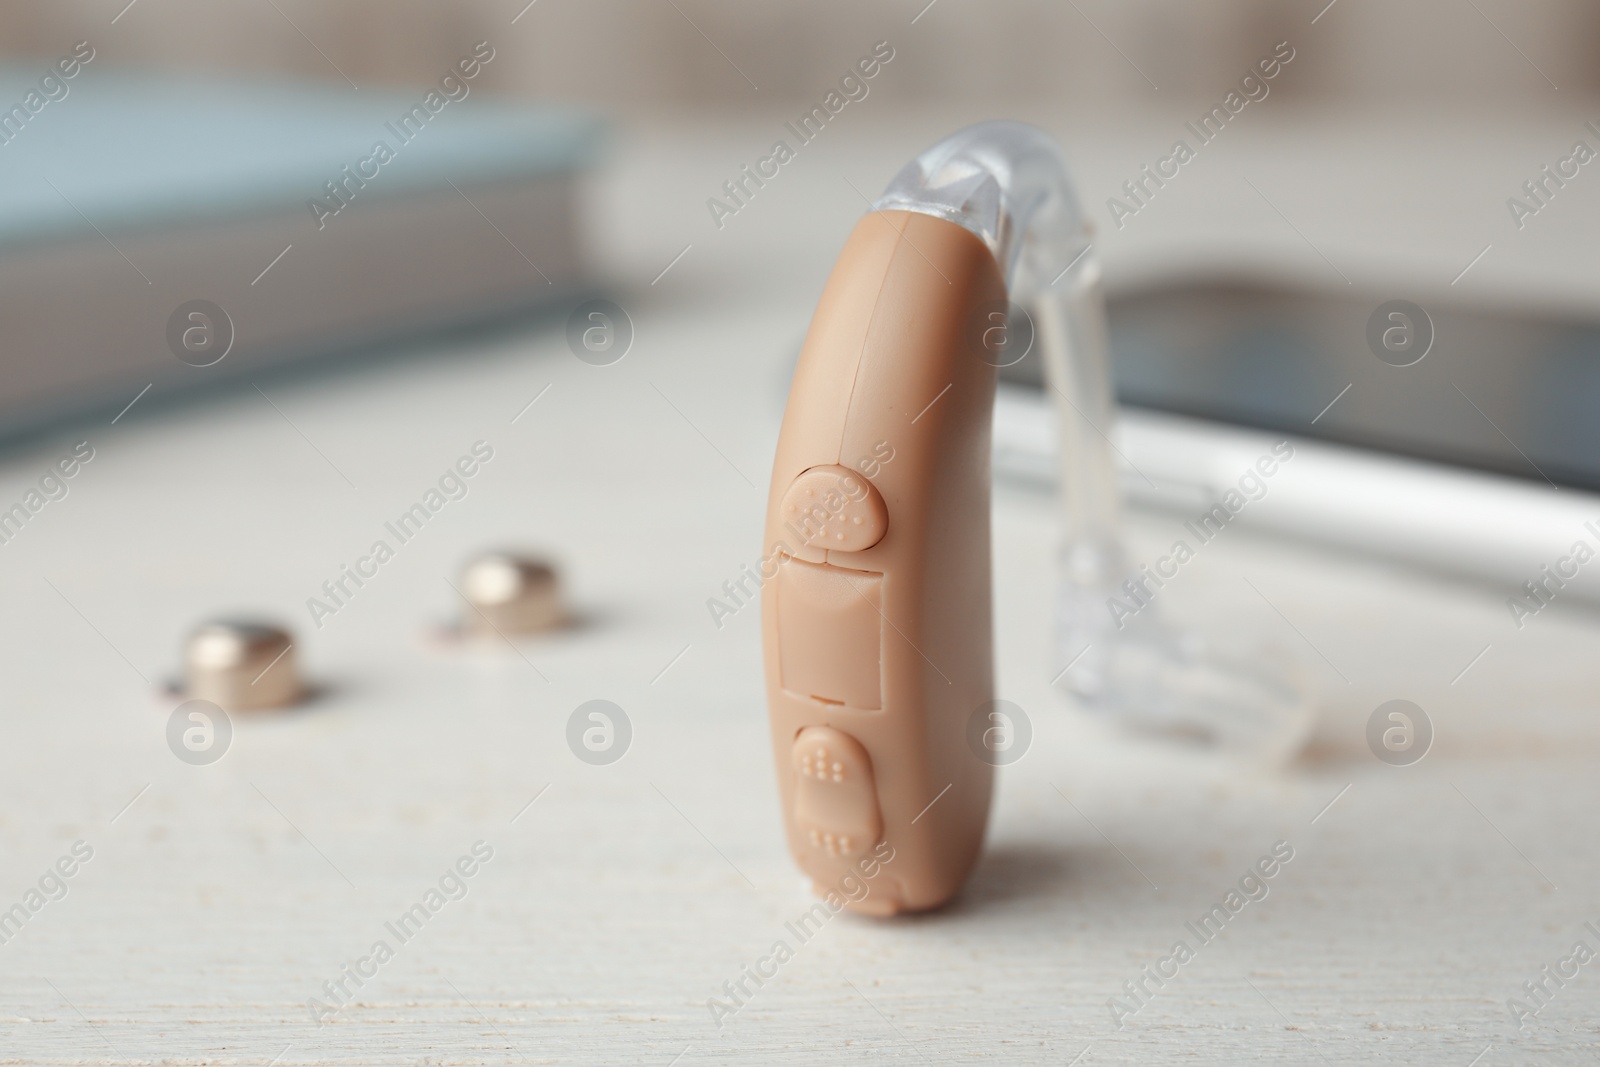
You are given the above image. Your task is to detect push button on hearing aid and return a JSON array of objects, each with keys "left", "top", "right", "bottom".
[
  {"left": 791, "top": 725, "right": 882, "bottom": 859},
  {"left": 779, "top": 465, "right": 887, "bottom": 552}
]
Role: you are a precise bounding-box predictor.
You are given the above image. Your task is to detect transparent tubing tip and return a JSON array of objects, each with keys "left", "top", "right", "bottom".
[{"left": 875, "top": 120, "right": 1314, "bottom": 763}]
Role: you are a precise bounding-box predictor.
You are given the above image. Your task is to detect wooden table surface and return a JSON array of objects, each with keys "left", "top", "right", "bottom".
[{"left": 2, "top": 106, "right": 1599, "bottom": 1065}]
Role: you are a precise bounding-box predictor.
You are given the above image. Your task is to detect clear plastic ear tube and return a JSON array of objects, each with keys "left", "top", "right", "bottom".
[{"left": 875, "top": 120, "right": 1312, "bottom": 761}]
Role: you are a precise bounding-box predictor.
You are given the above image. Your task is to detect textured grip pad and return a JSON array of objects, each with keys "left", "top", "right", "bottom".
[{"left": 791, "top": 725, "right": 882, "bottom": 859}]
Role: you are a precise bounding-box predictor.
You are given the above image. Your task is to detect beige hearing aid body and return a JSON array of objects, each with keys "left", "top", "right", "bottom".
[{"left": 762, "top": 210, "right": 1003, "bottom": 915}]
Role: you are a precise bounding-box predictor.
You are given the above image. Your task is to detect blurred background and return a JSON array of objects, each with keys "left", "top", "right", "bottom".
[
  {"left": 5, "top": 0, "right": 1599, "bottom": 582},
  {"left": 7, "top": 0, "right": 1600, "bottom": 105}
]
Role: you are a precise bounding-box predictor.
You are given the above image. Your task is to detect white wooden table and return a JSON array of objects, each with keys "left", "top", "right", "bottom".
[{"left": 2, "top": 106, "right": 1599, "bottom": 1065}]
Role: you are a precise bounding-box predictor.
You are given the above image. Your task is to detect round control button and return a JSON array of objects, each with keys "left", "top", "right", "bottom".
[{"left": 779, "top": 465, "right": 887, "bottom": 552}]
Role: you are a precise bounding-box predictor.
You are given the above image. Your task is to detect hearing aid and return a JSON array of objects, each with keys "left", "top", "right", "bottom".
[{"left": 761, "top": 121, "right": 1109, "bottom": 914}]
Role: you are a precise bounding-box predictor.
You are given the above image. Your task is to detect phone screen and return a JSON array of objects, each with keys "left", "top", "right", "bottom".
[{"left": 999, "top": 280, "right": 1600, "bottom": 492}]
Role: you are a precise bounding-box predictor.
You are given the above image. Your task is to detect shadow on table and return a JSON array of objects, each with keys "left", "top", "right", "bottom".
[{"left": 892, "top": 839, "right": 1152, "bottom": 922}]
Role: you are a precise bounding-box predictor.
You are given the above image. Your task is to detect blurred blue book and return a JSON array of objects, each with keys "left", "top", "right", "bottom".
[{"left": 0, "top": 66, "right": 603, "bottom": 439}]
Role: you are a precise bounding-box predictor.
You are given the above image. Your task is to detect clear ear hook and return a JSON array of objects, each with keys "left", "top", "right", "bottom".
[{"left": 875, "top": 120, "right": 1313, "bottom": 762}]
